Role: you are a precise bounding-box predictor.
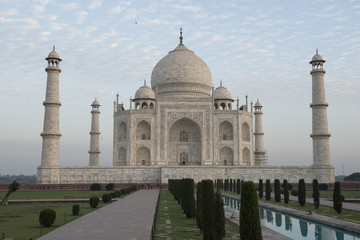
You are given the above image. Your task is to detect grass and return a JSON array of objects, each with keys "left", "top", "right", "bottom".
[
  {"left": 0, "top": 202, "right": 102, "bottom": 239},
  {"left": 305, "top": 190, "right": 360, "bottom": 199},
  {"left": 2, "top": 190, "right": 113, "bottom": 200},
  {"left": 222, "top": 190, "right": 360, "bottom": 224},
  {"left": 153, "top": 190, "right": 239, "bottom": 240},
  {"left": 259, "top": 198, "right": 360, "bottom": 223}
]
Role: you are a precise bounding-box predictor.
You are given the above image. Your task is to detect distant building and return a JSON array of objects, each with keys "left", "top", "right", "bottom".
[{"left": 37, "top": 31, "right": 334, "bottom": 184}]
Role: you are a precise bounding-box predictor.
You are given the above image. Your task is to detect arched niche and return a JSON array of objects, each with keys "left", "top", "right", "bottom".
[
  {"left": 243, "top": 147, "right": 251, "bottom": 165},
  {"left": 168, "top": 118, "right": 201, "bottom": 165},
  {"left": 242, "top": 122, "right": 250, "bottom": 141},
  {"left": 136, "top": 120, "right": 151, "bottom": 140},
  {"left": 219, "top": 146, "right": 233, "bottom": 166},
  {"left": 118, "top": 122, "right": 127, "bottom": 141},
  {"left": 117, "top": 147, "right": 126, "bottom": 166},
  {"left": 136, "top": 146, "right": 150, "bottom": 166},
  {"left": 219, "top": 121, "right": 233, "bottom": 140}
]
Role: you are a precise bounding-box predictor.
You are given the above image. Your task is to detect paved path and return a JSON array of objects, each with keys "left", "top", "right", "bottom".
[{"left": 38, "top": 189, "right": 159, "bottom": 240}]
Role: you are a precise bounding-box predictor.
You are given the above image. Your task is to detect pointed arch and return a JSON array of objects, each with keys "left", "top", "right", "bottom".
[
  {"left": 136, "top": 146, "right": 150, "bottom": 166},
  {"left": 168, "top": 117, "right": 201, "bottom": 165},
  {"left": 219, "top": 146, "right": 233, "bottom": 166},
  {"left": 118, "top": 147, "right": 126, "bottom": 166},
  {"left": 136, "top": 120, "right": 151, "bottom": 140},
  {"left": 243, "top": 147, "right": 251, "bottom": 165},
  {"left": 242, "top": 122, "right": 250, "bottom": 141},
  {"left": 219, "top": 121, "right": 233, "bottom": 140},
  {"left": 118, "top": 122, "right": 127, "bottom": 141}
]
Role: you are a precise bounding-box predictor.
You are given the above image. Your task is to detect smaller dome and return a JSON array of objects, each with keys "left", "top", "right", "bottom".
[
  {"left": 91, "top": 98, "right": 100, "bottom": 106},
  {"left": 134, "top": 84, "right": 155, "bottom": 100},
  {"left": 254, "top": 100, "right": 262, "bottom": 107},
  {"left": 310, "top": 49, "right": 325, "bottom": 63},
  {"left": 46, "top": 46, "right": 62, "bottom": 61},
  {"left": 214, "top": 85, "right": 232, "bottom": 100}
]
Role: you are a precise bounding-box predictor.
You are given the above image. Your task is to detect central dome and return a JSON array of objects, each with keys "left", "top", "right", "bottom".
[{"left": 151, "top": 43, "right": 212, "bottom": 98}]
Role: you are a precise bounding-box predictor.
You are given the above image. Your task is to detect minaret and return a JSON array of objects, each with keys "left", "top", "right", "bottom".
[
  {"left": 89, "top": 98, "right": 101, "bottom": 166},
  {"left": 40, "top": 46, "right": 62, "bottom": 167},
  {"left": 310, "top": 50, "right": 331, "bottom": 166},
  {"left": 254, "top": 100, "right": 265, "bottom": 166}
]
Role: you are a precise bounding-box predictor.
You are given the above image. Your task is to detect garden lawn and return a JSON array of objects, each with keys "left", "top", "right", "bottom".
[
  {"left": 0, "top": 202, "right": 103, "bottom": 239},
  {"left": 1, "top": 190, "right": 113, "bottom": 200},
  {"left": 305, "top": 190, "right": 360, "bottom": 199},
  {"left": 259, "top": 198, "right": 360, "bottom": 224},
  {"left": 153, "top": 190, "right": 239, "bottom": 240}
]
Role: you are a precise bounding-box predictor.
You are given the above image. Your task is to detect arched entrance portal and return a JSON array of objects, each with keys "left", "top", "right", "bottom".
[{"left": 168, "top": 118, "right": 201, "bottom": 166}]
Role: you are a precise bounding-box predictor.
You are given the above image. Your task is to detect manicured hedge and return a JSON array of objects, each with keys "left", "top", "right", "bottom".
[
  {"left": 72, "top": 204, "right": 80, "bottom": 216},
  {"left": 89, "top": 196, "right": 99, "bottom": 208},
  {"left": 39, "top": 208, "right": 56, "bottom": 227},
  {"left": 90, "top": 183, "right": 101, "bottom": 191}
]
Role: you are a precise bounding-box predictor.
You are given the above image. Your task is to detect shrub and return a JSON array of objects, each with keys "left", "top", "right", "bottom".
[
  {"left": 105, "top": 183, "right": 115, "bottom": 191},
  {"left": 39, "top": 208, "right": 56, "bottom": 227},
  {"left": 333, "top": 181, "right": 342, "bottom": 214},
  {"left": 237, "top": 179, "right": 241, "bottom": 194},
  {"left": 319, "top": 183, "right": 328, "bottom": 191},
  {"left": 298, "top": 179, "right": 306, "bottom": 207},
  {"left": 258, "top": 179, "right": 263, "bottom": 199},
  {"left": 90, "top": 183, "right": 101, "bottom": 191},
  {"left": 282, "top": 182, "right": 293, "bottom": 191},
  {"left": 313, "top": 179, "right": 320, "bottom": 209},
  {"left": 72, "top": 204, "right": 80, "bottom": 216},
  {"left": 291, "top": 190, "right": 298, "bottom": 196},
  {"left": 89, "top": 196, "right": 99, "bottom": 208},
  {"left": 283, "top": 179, "right": 289, "bottom": 204},
  {"left": 341, "top": 195, "right": 345, "bottom": 202},
  {"left": 102, "top": 193, "right": 112, "bottom": 203},
  {"left": 201, "top": 180, "right": 215, "bottom": 239},
  {"left": 274, "top": 179, "right": 281, "bottom": 202},
  {"left": 240, "top": 181, "right": 262, "bottom": 240},
  {"left": 120, "top": 188, "right": 127, "bottom": 195},
  {"left": 214, "top": 190, "right": 225, "bottom": 240},
  {"left": 113, "top": 190, "right": 122, "bottom": 198},
  {"left": 265, "top": 179, "right": 271, "bottom": 200}
]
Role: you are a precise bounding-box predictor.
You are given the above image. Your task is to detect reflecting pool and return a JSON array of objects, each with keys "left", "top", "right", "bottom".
[{"left": 222, "top": 195, "right": 360, "bottom": 240}]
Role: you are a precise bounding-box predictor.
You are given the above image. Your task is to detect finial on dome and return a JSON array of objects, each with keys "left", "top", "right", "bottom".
[
  {"left": 144, "top": 79, "right": 146, "bottom": 85},
  {"left": 220, "top": 80, "right": 222, "bottom": 86},
  {"left": 53, "top": 45, "right": 55, "bottom": 51},
  {"left": 179, "top": 27, "right": 183, "bottom": 45},
  {"left": 316, "top": 48, "right": 318, "bottom": 54}
]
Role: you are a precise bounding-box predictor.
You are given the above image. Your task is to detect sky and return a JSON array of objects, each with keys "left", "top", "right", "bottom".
[{"left": 0, "top": 0, "right": 359, "bottom": 176}]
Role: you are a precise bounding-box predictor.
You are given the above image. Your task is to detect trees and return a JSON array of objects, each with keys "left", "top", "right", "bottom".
[
  {"left": 214, "top": 190, "right": 225, "bottom": 240},
  {"left": 183, "top": 178, "right": 196, "bottom": 218},
  {"left": 283, "top": 179, "right": 289, "bottom": 204},
  {"left": 1, "top": 180, "right": 19, "bottom": 205},
  {"left": 274, "top": 179, "right": 281, "bottom": 202},
  {"left": 298, "top": 179, "right": 306, "bottom": 207},
  {"left": 237, "top": 179, "right": 241, "bottom": 194},
  {"left": 201, "top": 180, "right": 215, "bottom": 240},
  {"left": 344, "top": 172, "right": 360, "bottom": 181},
  {"left": 258, "top": 179, "right": 263, "bottom": 199},
  {"left": 240, "top": 181, "right": 262, "bottom": 240},
  {"left": 265, "top": 179, "right": 271, "bottom": 200},
  {"left": 312, "top": 179, "right": 320, "bottom": 209},
  {"left": 333, "top": 181, "right": 342, "bottom": 214},
  {"left": 196, "top": 181, "right": 203, "bottom": 232}
]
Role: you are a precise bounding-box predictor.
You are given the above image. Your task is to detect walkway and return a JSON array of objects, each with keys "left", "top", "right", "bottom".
[{"left": 38, "top": 189, "right": 159, "bottom": 240}]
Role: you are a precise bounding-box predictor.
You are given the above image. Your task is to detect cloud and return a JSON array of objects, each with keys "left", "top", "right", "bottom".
[
  {"left": 173, "top": 4, "right": 201, "bottom": 12},
  {"left": 110, "top": 6, "right": 125, "bottom": 14},
  {"left": 89, "top": 0, "right": 103, "bottom": 10},
  {"left": 76, "top": 11, "right": 88, "bottom": 24},
  {"left": 58, "top": 3, "right": 79, "bottom": 11}
]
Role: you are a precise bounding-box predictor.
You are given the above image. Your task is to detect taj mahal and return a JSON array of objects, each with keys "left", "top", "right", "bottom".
[{"left": 37, "top": 30, "right": 334, "bottom": 184}]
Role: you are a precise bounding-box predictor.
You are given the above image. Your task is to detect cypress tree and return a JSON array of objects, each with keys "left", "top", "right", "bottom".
[
  {"left": 333, "top": 181, "right": 342, "bottom": 214},
  {"left": 214, "top": 190, "right": 225, "bottom": 240},
  {"left": 237, "top": 179, "right": 241, "bottom": 194},
  {"left": 183, "top": 178, "right": 196, "bottom": 218},
  {"left": 265, "top": 179, "right": 271, "bottom": 200},
  {"left": 230, "top": 179, "right": 233, "bottom": 192},
  {"left": 258, "top": 179, "right": 263, "bottom": 199},
  {"left": 283, "top": 179, "right": 289, "bottom": 204},
  {"left": 313, "top": 179, "right": 320, "bottom": 209},
  {"left": 201, "top": 180, "right": 215, "bottom": 240},
  {"left": 240, "top": 181, "right": 262, "bottom": 240},
  {"left": 274, "top": 179, "right": 281, "bottom": 202},
  {"left": 196, "top": 182, "right": 203, "bottom": 232},
  {"left": 298, "top": 179, "right": 306, "bottom": 207}
]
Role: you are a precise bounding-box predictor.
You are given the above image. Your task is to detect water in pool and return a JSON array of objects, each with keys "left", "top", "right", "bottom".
[{"left": 222, "top": 196, "right": 360, "bottom": 240}]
